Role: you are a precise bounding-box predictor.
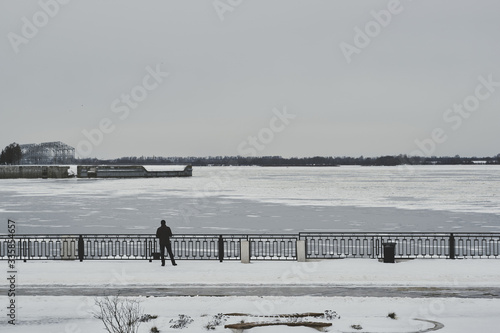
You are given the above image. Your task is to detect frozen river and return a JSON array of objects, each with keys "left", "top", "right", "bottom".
[{"left": 1, "top": 165, "right": 499, "bottom": 234}]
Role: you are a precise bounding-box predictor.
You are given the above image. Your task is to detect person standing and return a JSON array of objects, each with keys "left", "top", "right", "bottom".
[{"left": 156, "top": 219, "right": 177, "bottom": 266}]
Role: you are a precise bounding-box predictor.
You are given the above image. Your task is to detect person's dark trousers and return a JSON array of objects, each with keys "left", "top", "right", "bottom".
[{"left": 160, "top": 242, "right": 176, "bottom": 266}]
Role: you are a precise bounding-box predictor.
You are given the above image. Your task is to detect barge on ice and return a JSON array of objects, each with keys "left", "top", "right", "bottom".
[{"left": 77, "top": 165, "right": 192, "bottom": 178}]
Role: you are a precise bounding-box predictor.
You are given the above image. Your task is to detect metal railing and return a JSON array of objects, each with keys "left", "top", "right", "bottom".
[
  {"left": 1, "top": 227, "right": 499, "bottom": 262},
  {"left": 0, "top": 234, "right": 240, "bottom": 261},
  {"left": 300, "top": 232, "right": 500, "bottom": 259},
  {"left": 249, "top": 234, "right": 297, "bottom": 261},
  {"left": 0, "top": 234, "right": 300, "bottom": 261},
  {"left": 454, "top": 233, "right": 500, "bottom": 258},
  {"left": 172, "top": 234, "right": 246, "bottom": 261}
]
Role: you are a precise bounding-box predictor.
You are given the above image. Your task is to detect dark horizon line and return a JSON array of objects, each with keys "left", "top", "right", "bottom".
[
  {"left": 77, "top": 153, "right": 500, "bottom": 160},
  {"left": 73, "top": 154, "right": 500, "bottom": 167}
]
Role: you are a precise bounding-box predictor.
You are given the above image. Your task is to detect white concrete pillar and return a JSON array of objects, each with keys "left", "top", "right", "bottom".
[
  {"left": 241, "top": 240, "right": 250, "bottom": 263},
  {"left": 297, "top": 240, "right": 306, "bottom": 262}
]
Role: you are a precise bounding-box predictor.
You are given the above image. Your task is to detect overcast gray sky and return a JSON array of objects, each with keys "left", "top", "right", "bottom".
[{"left": 1, "top": 0, "right": 499, "bottom": 159}]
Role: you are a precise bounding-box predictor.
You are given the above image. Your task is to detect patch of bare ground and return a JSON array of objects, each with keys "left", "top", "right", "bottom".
[{"left": 224, "top": 321, "right": 332, "bottom": 330}]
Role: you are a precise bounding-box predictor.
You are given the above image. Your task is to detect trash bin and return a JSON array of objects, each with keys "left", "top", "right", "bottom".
[{"left": 383, "top": 242, "right": 396, "bottom": 263}]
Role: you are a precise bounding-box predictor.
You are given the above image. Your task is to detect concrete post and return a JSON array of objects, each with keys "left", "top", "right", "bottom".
[
  {"left": 241, "top": 240, "right": 250, "bottom": 263},
  {"left": 296, "top": 240, "right": 306, "bottom": 262}
]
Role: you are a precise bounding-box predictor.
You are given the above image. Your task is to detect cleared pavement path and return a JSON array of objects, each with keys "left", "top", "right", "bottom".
[{"left": 12, "top": 285, "right": 500, "bottom": 298}]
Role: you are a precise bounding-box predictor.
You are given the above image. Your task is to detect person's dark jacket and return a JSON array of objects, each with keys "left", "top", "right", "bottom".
[{"left": 156, "top": 225, "right": 173, "bottom": 244}]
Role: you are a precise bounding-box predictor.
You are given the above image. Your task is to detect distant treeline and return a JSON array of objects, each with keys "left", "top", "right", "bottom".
[{"left": 77, "top": 154, "right": 500, "bottom": 166}]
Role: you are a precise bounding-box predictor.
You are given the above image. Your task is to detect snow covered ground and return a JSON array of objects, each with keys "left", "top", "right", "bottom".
[
  {"left": 11, "top": 259, "right": 500, "bottom": 288},
  {"left": 4, "top": 295, "right": 499, "bottom": 333},
  {"left": 2, "top": 259, "right": 500, "bottom": 332}
]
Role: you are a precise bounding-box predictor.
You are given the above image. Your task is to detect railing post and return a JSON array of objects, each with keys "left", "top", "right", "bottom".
[
  {"left": 371, "top": 236, "right": 375, "bottom": 259},
  {"left": 296, "top": 240, "right": 306, "bottom": 262},
  {"left": 148, "top": 238, "right": 151, "bottom": 263},
  {"left": 78, "top": 235, "right": 84, "bottom": 262},
  {"left": 23, "top": 238, "right": 28, "bottom": 262},
  {"left": 218, "top": 235, "right": 224, "bottom": 262},
  {"left": 241, "top": 240, "right": 250, "bottom": 263},
  {"left": 449, "top": 233, "right": 455, "bottom": 259}
]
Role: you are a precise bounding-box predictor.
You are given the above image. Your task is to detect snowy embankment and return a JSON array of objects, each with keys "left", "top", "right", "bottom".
[
  {"left": 14, "top": 258, "right": 500, "bottom": 288},
  {"left": 2, "top": 259, "right": 500, "bottom": 333},
  {"left": 4, "top": 296, "right": 499, "bottom": 333}
]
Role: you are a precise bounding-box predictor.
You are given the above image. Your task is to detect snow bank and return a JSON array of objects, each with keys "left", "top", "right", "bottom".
[
  {"left": 4, "top": 259, "right": 500, "bottom": 332},
  {"left": 16, "top": 259, "right": 500, "bottom": 288},
  {"left": 2, "top": 296, "right": 499, "bottom": 333}
]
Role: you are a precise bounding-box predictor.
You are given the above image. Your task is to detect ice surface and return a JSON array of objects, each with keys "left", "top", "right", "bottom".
[{"left": 1, "top": 165, "right": 499, "bottom": 234}]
